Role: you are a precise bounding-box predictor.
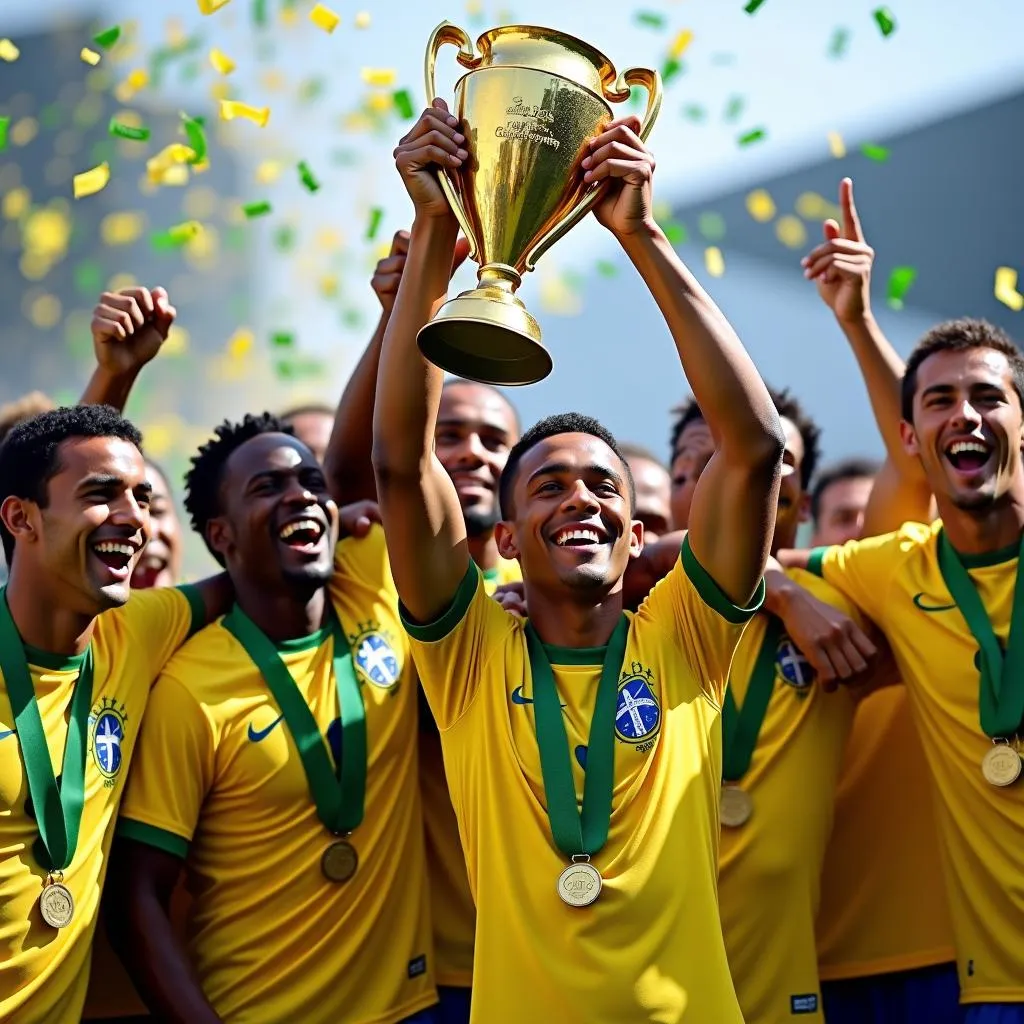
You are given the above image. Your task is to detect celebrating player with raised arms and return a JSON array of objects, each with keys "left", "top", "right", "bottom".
[
  {"left": 0, "top": 287, "right": 230, "bottom": 1023},
  {"left": 109, "top": 411, "right": 436, "bottom": 1024},
  {"left": 372, "top": 100, "right": 784, "bottom": 1022}
]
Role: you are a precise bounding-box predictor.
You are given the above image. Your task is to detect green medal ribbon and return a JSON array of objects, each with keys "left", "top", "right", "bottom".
[
  {"left": 525, "top": 616, "right": 629, "bottom": 857},
  {"left": 936, "top": 529, "right": 1024, "bottom": 739},
  {"left": 0, "top": 587, "right": 93, "bottom": 873},
  {"left": 722, "top": 616, "right": 782, "bottom": 782},
  {"left": 223, "top": 604, "right": 366, "bottom": 834}
]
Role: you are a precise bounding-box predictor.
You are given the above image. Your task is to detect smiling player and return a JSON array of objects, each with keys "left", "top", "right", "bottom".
[
  {"left": 372, "top": 101, "right": 783, "bottom": 1021},
  {"left": 110, "top": 414, "right": 436, "bottom": 1024}
]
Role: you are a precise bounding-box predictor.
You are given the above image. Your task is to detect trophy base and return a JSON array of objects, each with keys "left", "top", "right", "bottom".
[{"left": 417, "top": 277, "right": 552, "bottom": 387}]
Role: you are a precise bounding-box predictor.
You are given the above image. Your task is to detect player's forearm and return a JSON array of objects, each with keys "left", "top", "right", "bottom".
[
  {"left": 620, "top": 224, "right": 784, "bottom": 472},
  {"left": 323, "top": 311, "right": 388, "bottom": 506},
  {"left": 371, "top": 216, "right": 457, "bottom": 478},
  {"left": 79, "top": 365, "right": 139, "bottom": 412}
]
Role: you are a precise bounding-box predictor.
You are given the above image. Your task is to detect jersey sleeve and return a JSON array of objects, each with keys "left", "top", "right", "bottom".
[
  {"left": 401, "top": 561, "right": 517, "bottom": 730},
  {"left": 637, "top": 535, "right": 764, "bottom": 707},
  {"left": 333, "top": 523, "right": 395, "bottom": 596},
  {"left": 115, "top": 584, "right": 203, "bottom": 684},
  {"left": 117, "top": 667, "right": 216, "bottom": 858},
  {"left": 805, "top": 523, "right": 928, "bottom": 625},
  {"left": 789, "top": 568, "right": 869, "bottom": 632}
]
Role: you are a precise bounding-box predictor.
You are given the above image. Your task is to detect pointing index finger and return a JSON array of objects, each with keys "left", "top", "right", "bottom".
[{"left": 840, "top": 177, "right": 864, "bottom": 242}]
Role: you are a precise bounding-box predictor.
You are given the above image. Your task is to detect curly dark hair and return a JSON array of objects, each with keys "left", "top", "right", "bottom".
[
  {"left": 0, "top": 405, "right": 143, "bottom": 563},
  {"left": 184, "top": 412, "right": 294, "bottom": 564},
  {"left": 498, "top": 411, "right": 635, "bottom": 518},
  {"left": 769, "top": 386, "right": 821, "bottom": 491}
]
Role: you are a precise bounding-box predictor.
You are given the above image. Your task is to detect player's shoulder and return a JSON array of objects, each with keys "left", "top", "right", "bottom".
[
  {"left": 92, "top": 583, "right": 189, "bottom": 643},
  {"left": 156, "top": 616, "right": 248, "bottom": 699},
  {"left": 333, "top": 522, "right": 388, "bottom": 575}
]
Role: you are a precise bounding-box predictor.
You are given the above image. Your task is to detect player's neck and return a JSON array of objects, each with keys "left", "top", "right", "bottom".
[
  {"left": 233, "top": 578, "right": 328, "bottom": 644},
  {"left": 525, "top": 584, "right": 624, "bottom": 649},
  {"left": 940, "top": 489, "right": 1024, "bottom": 557},
  {"left": 4, "top": 563, "right": 95, "bottom": 655},
  {"left": 467, "top": 531, "right": 500, "bottom": 572}
]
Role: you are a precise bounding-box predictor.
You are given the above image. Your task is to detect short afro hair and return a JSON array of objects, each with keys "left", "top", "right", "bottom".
[
  {"left": 0, "top": 405, "right": 143, "bottom": 563},
  {"left": 184, "top": 412, "right": 295, "bottom": 564},
  {"left": 498, "top": 412, "right": 635, "bottom": 519},
  {"left": 769, "top": 386, "right": 821, "bottom": 491},
  {"left": 901, "top": 319, "right": 1024, "bottom": 422},
  {"left": 810, "top": 456, "right": 880, "bottom": 524},
  {"left": 668, "top": 396, "right": 706, "bottom": 462}
]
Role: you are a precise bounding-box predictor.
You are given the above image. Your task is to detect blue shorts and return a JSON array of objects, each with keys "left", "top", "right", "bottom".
[
  {"left": 963, "top": 1006, "right": 1024, "bottom": 1024},
  {"left": 821, "top": 961, "right": 960, "bottom": 1024}
]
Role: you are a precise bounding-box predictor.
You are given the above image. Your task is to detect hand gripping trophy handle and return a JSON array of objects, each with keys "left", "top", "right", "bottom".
[
  {"left": 524, "top": 66, "right": 662, "bottom": 271},
  {"left": 424, "top": 22, "right": 483, "bottom": 262}
]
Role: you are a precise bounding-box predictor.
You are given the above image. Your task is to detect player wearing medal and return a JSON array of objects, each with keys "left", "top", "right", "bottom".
[
  {"left": 372, "top": 101, "right": 784, "bottom": 1021},
  {"left": 110, "top": 413, "right": 436, "bottom": 1024},
  {"left": 0, "top": 287, "right": 229, "bottom": 1024}
]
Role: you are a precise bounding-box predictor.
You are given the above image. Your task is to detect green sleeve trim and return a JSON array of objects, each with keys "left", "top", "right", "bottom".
[
  {"left": 116, "top": 819, "right": 189, "bottom": 859},
  {"left": 807, "top": 547, "right": 827, "bottom": 578},
  {"left": 401, "top": 562, "right": 480, "bottom": 643},
  {"left": 680, "top": 535, "right": 764, "bottom": 624},
  {"left": 178, "top": 583, "right": 205, "bottom": 639}
]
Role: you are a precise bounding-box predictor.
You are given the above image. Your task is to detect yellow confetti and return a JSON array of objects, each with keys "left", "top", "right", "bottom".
[
  {"left": 28, "top": 293, "right": 61, "bottom": 329},
  {"left": 10, "top": 117, "right": 38, "bottom": 147},
  {"left": 220, "top": 100, "right": 270, "bottom": 127},
  {"left": 309, "top": 3, "right": 340, "bottom": 32},
  {"left": 146, "top": 143, "right": 196, "bottom": 183},
  {"left": 101, "top": 211, "right": 145, "bottom": 246},
  {"left": 361, "top": 68, "right": 397, "bottom": 87},
  {"left": 115, "top": 68, "right": 149, "bottom": 103},
  {"left": 319, "top": 275, "right": 339, "bottom": 298},
  {"left": 209, "top": 48, "right": 235, "bottom": 75},
  {"left": 73, "top": 162, "right": 110, "bottom": 199},
  {"left": 795, "top": 192, "right": 838, "bottom": 222},
  {"left": 704, "top": 246, "right": 725, "bottom": 278},
  {"left": 80, "top": 48, "right": 101, "bottom": 66},
  {"left": 354, "top": 11, "right": 371, "bottom": 28},
  {"left": 2, "top": 186, "right": 29, "bottom": 220},
  {"left": 539, "top": 274, "right": 582, "bottom": 316},
  {"left": 775, "top": 215, "right": 808, "bottom": 249},
  {"left": 255, "top": 160, "right": 282, "bottom": 184},
  {"left": 995, "top": 267, "right": 1024, "bottom": 312},
  {"left": 227, "top": 327, "right": 254, "bottom": 358},
  {"left": 670, "top": 29, "right": 694, "bottom": 58},
  {"left": 828, "top": 131, "right": 846, "bottom": 159},
  {"left": 0, "top": 39, "right": 20, "bottom": 62},
  {"left": 157, "top": 164, "right": 190, "bottom": 187},
  {"left": 163, "top": 325, "right": 189, "bottom": 355},
  {"left": 745, "top": 189, "right": 776, "bottom": 223},
  {"left": 367, "top": 92, "right": 393, "bottom": 114},
  {"left": 197, "top": 0, "right": 232, "bottom": 13}
]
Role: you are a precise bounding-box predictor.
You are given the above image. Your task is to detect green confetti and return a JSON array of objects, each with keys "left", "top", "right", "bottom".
[
  {"left": 109, "top": 118, "right": 150, "bottom": 141},
  {"left": 298, "top": 77, "right": 325, "bottom": 103},
  {"left": 182, "top": 113, "right": 207, "bottom": 164},
  {"left": 149, "top": 37, "right": 201, "bottom": 87},
  {"left": 275, "top": 358, "right": 325, "bottom": 380},
  {"left": 254, "top": 0, "right": 268, "bottom": 26},
  {"left": 0, "top": 117, "right": 8, "bottom": 151},
  {"left": 682, "top": 104, "right": 706, "bottom": 122},
  {"left": 596, "top": 260, "right": 617, "bottom": 278},
  {"left": 393, "top": 88, "right": 415, "bottom": 120},
  {"left": 272, "top": 332, "right": 295, "bottom": 348},
  {"left": 744, "top": 0, "right": 767, "bottom": 13},
  {"left": 629, "top": 85, "right": 645, "bottom": 111},
  {"left": 298, "top": 160, "right": 320, "bottom": 193},
  {"left": 73, "top": 260, "right": 103, "bottom": 296},
  {"left": 724, "top": 95, "right": 745, "bottom": 122},
  {"left": 829, "top": 27, "right": 850, "bottom": 58},
  {"left": 93, "top": 25, "right": 121, "bottom": 49},
  {"left": 634, "top": 11, "right": 666, "bottom": 29},
  {"left": 151, "top": 229, "right": 190, "bottom": 251},
  {"left": 341, "top": 308, "right": 364, "bottom": 329},
  {"left": 274, "top": 225, "right": 296, "bottom": 251},
  {"left": 661, "top": 58, "right": 683, "bottom": 85},
  {"left": 873, "top": 7, "right": 896, "bottom": 37},
  {"left": 243, "top": 200, "right": 273, "bottom": 218},
  {"left": 886, "top": 266, "right": 917, "bottom": 309},
  {"left": 860, "top": 142, "right": 890, "bottom": 162},
  {"left": 698, "top": 211, "right": 726, "bottom": 241},
  {"left": 366, "top": 206, "right": 384, "bottom": 241},
  {"left": 663, "top": 223, "right": 687, "bottom": 245},
  {"left": 738, "top": 127, "right": 766, "bottom": 146}
]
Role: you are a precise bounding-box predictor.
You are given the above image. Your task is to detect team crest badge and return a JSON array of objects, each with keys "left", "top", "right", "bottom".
[
  {"left": 614, "top": 662, "right": 661, "bottom": 749},
  {"left": 350, "top": 622, "right": 401, "bottom": 689},
  {"left": 776, "top": 636, "right": 815, "bottom": 693},
  {"left": 90, "top": 697, "right": 127, "bottom": 786}
]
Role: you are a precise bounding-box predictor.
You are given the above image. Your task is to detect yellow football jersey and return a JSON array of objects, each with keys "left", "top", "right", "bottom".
[
  {"left": 421, "top": 556, "right": 522, "bottom": 988},
  {"left": 811, "top": 520, "right": 1024, "bottom": 1003},
  {"left": 405, "top": 537, "right": 761, "bottom": 1023},
  {"left": 718, "top": 569, "right": 857, "bottom": 1024},
  {"left": 0, "top": 586, "right": 200, "bottom": 1024},
  {"left": 118, "top": 526, "right": 435, "bottom": 1024},
  {"left": 817, "top": 685, "right": 956, "bottom": 979}
]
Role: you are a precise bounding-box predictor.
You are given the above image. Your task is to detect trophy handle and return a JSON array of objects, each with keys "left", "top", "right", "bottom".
[
  {"left": 523, "top": 66, "right": 662, "bottom": 273},
  {"left": 424, "top": 21, "right": 483, "bottom": 261}
]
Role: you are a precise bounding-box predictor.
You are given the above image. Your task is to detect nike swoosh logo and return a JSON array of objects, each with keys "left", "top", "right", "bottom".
[
  {"left": 913, "top": 593, "right": 958, "bottom": 613},
  {"left": 511, "top": 685, "right": 533, "bottom": 705},
  {"left": 0, "top": 729, "right": 13, "bottom": 740},
  {"left": 247, "top": 715, "right": 285, "bottom": 742}
]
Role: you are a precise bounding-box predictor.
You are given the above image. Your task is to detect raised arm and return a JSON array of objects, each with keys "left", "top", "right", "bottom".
[
  {"left": 371, "top": 101, "right": 471, "bottom": 623},
  {"left": 586, "top": 117, "right": 784, "bottom": 604},
  {"left": 801, "top": 178, "right": 931, "bottom": 530},
  {"left": 80, "top": 287, "right": 176, "bottom": 411}
]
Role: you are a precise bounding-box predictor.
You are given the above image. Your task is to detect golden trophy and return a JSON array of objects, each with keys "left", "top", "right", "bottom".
[{"left": 418, "top": 22, "right": 662, "bottom": 385}]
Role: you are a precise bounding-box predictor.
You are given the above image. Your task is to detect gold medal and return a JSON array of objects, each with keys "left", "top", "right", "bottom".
[
  {"left": 39, "top": 878, "right": 74, "bottom": 929},
  {"left": 557, "top": 858, "right": 602, "bottom": 907},
  {"left": 720, "top": 785, "right": 753, "bottom": 828},
  {"left": 320, "top": 840, "right": 358, "bottom": 883},
  {"left": 981, "top": 743, "right": 1021, "bottom": 787}
]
